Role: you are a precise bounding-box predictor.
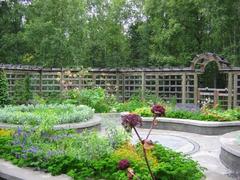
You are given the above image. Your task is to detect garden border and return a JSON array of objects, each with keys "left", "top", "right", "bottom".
[
  {"left": 0, "top": 115, "right": 101, "bottom": 133},
  {"left": 139, "top": 117, "right": 240, "bottom": 135},
  {"left": 219, "top": 131, "right": 240, "bottom": 174},
  {"left": 0, "top": 159, "right": 71, "bottom": 180}
]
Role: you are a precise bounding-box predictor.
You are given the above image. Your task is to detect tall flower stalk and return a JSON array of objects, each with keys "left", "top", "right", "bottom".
[{"left": 121, "top": 104, "right": 165, "bottom": 180}]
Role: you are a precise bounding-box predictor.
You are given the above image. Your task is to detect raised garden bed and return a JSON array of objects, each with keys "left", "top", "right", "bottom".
[
  {"left": 220, "top": 131, "right": 240, "bottom": 174},
  {"left": 140, "top": 117, "right": 240, "bottom": 135},
  {"left": 0, "top": 116, "right": 101, "bottom": 133}
]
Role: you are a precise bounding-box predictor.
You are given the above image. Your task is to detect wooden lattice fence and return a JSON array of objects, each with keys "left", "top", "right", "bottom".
[{"left": 1, "top": 53, "right": 240, "bottom": 108}]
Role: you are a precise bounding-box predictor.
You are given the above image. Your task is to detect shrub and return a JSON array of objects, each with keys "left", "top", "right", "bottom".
[
  {"left": 0, "top": 104, "right": 94, "bottom": 125},
  {"left": 61, "top": 88, "right": 117, "bottom": 113},
  {"left": 115, "top": 96, "right": 149, "bottom": 112},
  {"left": 0, "top": 70, "right": 9, "bottom": 106},
  {"left": 133, "top": 107, "right": 153, "bottom": 117},
  {"left": 13, "top": 75, "right": 33, "bottom": 105}
]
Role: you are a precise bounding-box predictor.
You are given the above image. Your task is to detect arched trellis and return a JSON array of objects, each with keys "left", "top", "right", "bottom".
[{"left": 190, "top": 53, "right": 231, "bottom": 72}]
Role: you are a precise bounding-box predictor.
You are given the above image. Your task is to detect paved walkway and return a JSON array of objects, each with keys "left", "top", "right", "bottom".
[
  {"left": 134, "top": 128, "right": 236, "bottom": 180},
  {"left": 101, "top": 116, "right": 238, "bottom": 179}
]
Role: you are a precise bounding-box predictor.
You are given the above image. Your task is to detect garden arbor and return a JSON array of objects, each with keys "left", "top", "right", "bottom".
[{"left": 1, "top": 52, "right": 240, "bottom": 108}]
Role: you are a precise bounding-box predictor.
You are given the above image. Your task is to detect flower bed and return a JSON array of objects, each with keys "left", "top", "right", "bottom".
[
  {"left": 0, "top": 127, "right": 204, "bottom": 180},
  {"left": 133, "top": 107, "right": 240, "bottom": 121},
  {"left": 0, "top": 104, "right": 94, "bottom": 125}
]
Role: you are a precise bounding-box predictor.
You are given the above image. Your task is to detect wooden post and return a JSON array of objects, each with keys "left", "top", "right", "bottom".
[
  {"left": 60, "top": 68, "right": 64, "bottom": 91},
  {"left": 92, "top": 73, "right": 96, "bottom": 88},
  {"left": 182, "top": 73, "right": 186, "bottom": 104},
  {"left": 155, "top": 73, "right": 159, "bottom": 98},
  {"left": 233, "top": 74, "right": 238, "bottom": 107},
  {"left": 194, "top": 73, "right": 198, "bottom": 104},
  {"left": 213, "top": 89, "right": 219, "bottom": 107},
  {"left": 141, "top": 71, "right": 145, "bottom": 99},
  {"left": 39, "top": 70, "right": 42, "bottom": 94},
  {"left": 116, "top": 71, "right": 120, "bottom": 101},
  {"left": 122, "top": 73, "right": 125, "bottom": 101},
  {"left": 228, "top": 73, "right": 233, "bottom": 109}
]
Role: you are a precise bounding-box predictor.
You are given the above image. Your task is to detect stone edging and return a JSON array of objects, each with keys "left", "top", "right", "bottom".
[
  {"left": 140, "top": 117, "right": 240, "bottom": 135},
  {"left": 0, "top": 159, "right": 71, "bottom": 180},
  {"left": 219, "top": 131, "right": 240, "bottom": 174},
  {"left": 0, "top": 115, "right": 101, "bottom": 132}
]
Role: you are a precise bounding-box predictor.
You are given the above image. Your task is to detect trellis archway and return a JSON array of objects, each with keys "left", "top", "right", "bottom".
[
  {"left": 190, "top": 52, "right": 231, "bottom": 72},
  {"left": 191, "top": 53, "right": 233, "bottom": 108}
]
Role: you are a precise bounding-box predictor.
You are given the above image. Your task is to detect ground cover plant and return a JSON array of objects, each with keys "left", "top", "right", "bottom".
[
  {"left": 0, "top": 105, "right": 204, "bottom": 180},
  {"left": 0, "top": 104, "right": 94, "bottom": 125},
  {"left": 133, "top": 106, "right": 240, "bottom": 121}
]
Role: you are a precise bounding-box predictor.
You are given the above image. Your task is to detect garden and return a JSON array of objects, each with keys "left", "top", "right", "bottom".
[
  {"left": 1, "top": 0, "right": 240, "bottom": 179},
  {"left": 0, "top": 81, "right": 240, "bottom": 179}
]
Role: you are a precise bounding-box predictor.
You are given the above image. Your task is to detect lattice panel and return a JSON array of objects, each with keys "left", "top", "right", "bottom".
[
  {"left": 158, "top": 74, "right": 182, "bottom": 103},
  {"left": 186, "top": 74, "right": 194, "bottom": 103}
]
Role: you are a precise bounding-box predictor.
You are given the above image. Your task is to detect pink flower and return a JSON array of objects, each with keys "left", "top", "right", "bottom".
[
  {"left": 151, "top": 104, "right": 165, "bottom": 117},
  {"left": 118, "top": 159, "right": 130, "bottom": 170},
  {"left": 121, "top": 113, "right": 142, "bottom": 131}
]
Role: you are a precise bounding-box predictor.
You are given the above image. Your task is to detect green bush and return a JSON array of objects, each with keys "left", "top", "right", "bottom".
[
  {"left": 133, "top": 106, "right": 153, "bottom": 117},
  {"left": 133, "top": 106, "right": 240, "bottom": 121},
  {"left": 115, "top": 96, "right": 149, "bottom": 112},
  {"left": 13, "top": 75, "right": 33, "bottom": 105},
  {"left": 0, "top": 70, "right": 9, "bottom": 107},
  {"left": 61, "top": 88, "right": 116, "bottom": 113},
  {"left": 0, "top": 104, "right": 94, "bottom": 125}
]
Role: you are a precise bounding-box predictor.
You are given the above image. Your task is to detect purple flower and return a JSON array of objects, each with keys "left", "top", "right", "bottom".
[
  {"left": 151, "top": 104, "right": 165, "bottom": 117},
  {"left": 17, "top": 127, "right": 22, "bottom": 136},
  {"left": 118, "top": 159, "right": 130, "bottom": 170},
  {"left": 28, "top": 146, "right": 38, "bottom": 154},
  {"left": 121, "top": 114, "right": 142, "bottom": 131}
]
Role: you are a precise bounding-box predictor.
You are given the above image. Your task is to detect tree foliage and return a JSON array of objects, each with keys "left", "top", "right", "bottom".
[
  {"left": 0, "top": 0, "right": 240, "bottom": 67},
  {"left": 0, "top": 71, "right": 9, "bottom": 106}
]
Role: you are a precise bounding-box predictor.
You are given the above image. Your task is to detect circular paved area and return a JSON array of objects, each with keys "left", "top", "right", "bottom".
[
  {"left": 100, "top": 116, "right": 239, "bottom": 179},
  {"left": 132, "top": 129, "right": 199, "bottom": 155}
]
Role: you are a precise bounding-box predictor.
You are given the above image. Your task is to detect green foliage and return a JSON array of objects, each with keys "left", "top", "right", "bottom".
[
  {"left": 152, "top": 144, "right": 204, "bottom": 180},
  {"left": 13, "top": 75, "right": 33, "bottom": 105},
  {"left": 0, "top": 127, "right": 203, "bottom": 180},
  {"left": 1, "top": 0, "right": 240, "bottom": 67},
  {"left": 115, "top": 96, "right": 149, "bottom": 112},
  {"left": 0, "top": 71, "right": 9, "bottom": 106},
  {"left": 132, "top": 105, "right": 240, "bottom": 121},
  {"left": 62, "top": 88, "right": 116, "bottom": 113},
  {"left": 133, "top": 107, "right": 152, "bottom": 117},
  {"left": 0, "top": 104, "right": 94, "bottom": 125}
]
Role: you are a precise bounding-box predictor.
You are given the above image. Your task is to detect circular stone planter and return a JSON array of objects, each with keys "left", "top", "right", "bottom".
[
  {"left": 220, "top": 131, "right": 240, "bottom": 174},
  {"left": 140, "top": 117, "right": 240, "bottom": 135},
  {"left": 0, "top": 115, "right": 101, "bottom": 133}
]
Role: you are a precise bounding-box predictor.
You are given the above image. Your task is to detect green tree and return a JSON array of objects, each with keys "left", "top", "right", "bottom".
[{"left": 0, "top": 71, "right": 9, "bottom": 106}]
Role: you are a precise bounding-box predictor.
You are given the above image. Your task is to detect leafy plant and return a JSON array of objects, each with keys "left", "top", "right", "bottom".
[
  {"left": 13, "top": 75, "right": 33, "bottom": 105},
  {"left": 0, "top": 70, "right": 9, "bottom": 107},
  {"left": 0, "top": 104, "right": 94, "bottom": 125},
  {"left": 62, "top": 87, "right": 117, "bottom": 113}
]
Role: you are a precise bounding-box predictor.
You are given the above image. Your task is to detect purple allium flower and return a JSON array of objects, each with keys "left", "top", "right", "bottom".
[
  {"left": 121, "top": 113, "right": 142, "bottom": 131},
  {"left": 151, "top": 104, "right": 165, "bottom": 117},
  {"left": 118, "top": 159, "right": 130, "bottom": 170}
]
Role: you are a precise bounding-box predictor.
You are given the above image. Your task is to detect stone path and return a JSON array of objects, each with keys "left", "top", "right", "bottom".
[
  {"left": 134, "top": 128, "right": 236, "bottom": 180},
  {"left": 100, "top": 114, "right": 238, "bottom": 179}
]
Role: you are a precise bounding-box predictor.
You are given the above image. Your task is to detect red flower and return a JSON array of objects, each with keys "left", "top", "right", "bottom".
[
  {"left": 118, "top": 159, "right": 130, "bottom": 170},
  {"left": 151, "top": 104, "right": 165, "bottom": 117},
  {"left": 121, "top": 113, "right": 142, "bottom": 131}
]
